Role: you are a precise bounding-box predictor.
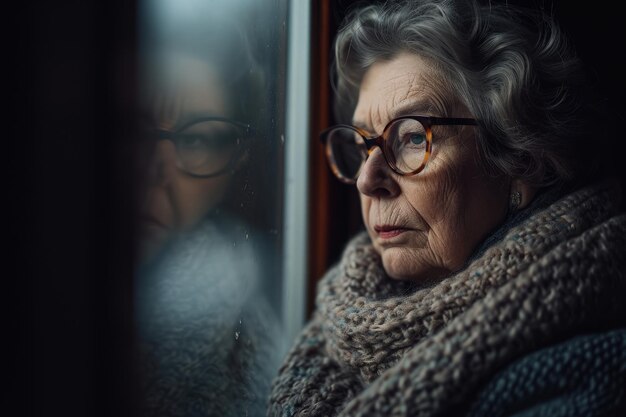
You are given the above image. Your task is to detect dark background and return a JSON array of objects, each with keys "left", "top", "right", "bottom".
[
  {"left": 8, "top": 1, "right": 625, "bottom": 416},
  {"left": 8, "top": 2, "right": 139, "bottom": 416}
]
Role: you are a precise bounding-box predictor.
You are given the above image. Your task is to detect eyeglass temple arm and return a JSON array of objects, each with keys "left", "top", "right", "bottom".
[{"left": 429, "top": 117, "right": 478, "bottom": 126}]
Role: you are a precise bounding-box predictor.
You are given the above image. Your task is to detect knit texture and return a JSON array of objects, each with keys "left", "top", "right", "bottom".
[
  {"left": 137, "top": 216, "right": 285, "bottom": 417},
  {"left": 268, "top": 180, "right": 626, "bottom": 417},
  {"left": 466, "top": 328, "right": 626, "bottom": 417}
]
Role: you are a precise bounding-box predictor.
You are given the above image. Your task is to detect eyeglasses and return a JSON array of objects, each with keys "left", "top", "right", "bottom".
[
  {"left": 153, "top": 116, "right": 253, "bottom": 178},
  {"left": 320, "top": 115, "right": 477, "bottom": 184}
]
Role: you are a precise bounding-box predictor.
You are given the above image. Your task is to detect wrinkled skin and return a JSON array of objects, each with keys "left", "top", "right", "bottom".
[{"left": 354, "top": 53, "right": 511, "bottom": 281}]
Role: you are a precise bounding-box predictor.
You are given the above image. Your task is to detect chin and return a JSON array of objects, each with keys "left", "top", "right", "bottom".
[
  {"left": 381, "top": 248, "right": 423, "bottom": 281},
  {"left": 381, "top": 247, "right": 449, "bottom": 282}
]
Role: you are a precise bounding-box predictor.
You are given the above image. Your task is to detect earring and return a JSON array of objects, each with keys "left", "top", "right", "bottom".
[{"left": 509, "top": 191, "right": 522, "bottom": 212}]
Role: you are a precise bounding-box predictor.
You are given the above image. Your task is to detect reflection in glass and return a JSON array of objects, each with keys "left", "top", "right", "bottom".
[
  {"left": 135, "top": 1, "right": 287, "bottom": 416},
  {"left": 156, "top": 117, "right": 252, "bottom": 178}
]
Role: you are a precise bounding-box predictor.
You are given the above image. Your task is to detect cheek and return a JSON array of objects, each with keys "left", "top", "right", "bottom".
[
  {"left": 360, "top": 194, "right": 372, "bottom": 228},
  {"left": 402, "top": 147, "right": 493, "bottom": 268},
  {"left": 404, "top": 153, "right": 461, "bottom": 227},
  {"left": 460, "top": 165, "right": 509, "bottom": 240},
  {"left": 175, "top": 176, "right": 232, "bottom": 229},
  {"left": 429, "top": 151, "right": 507, "bottom": 266},
  {"left": 360, "top": 194, "right": 382, "bottom": 250}
]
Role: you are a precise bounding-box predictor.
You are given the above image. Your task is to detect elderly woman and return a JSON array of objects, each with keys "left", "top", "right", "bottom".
[{"left": 269, "top": 1, "right": 626, "bottom": 416}]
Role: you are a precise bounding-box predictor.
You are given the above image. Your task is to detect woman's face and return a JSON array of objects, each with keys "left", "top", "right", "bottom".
[
  {"left": 139, "top": 54, "right": 234, "bottom": 259},
  {"left": 354, "top": 53, "right": 510, "bottom": 281}
]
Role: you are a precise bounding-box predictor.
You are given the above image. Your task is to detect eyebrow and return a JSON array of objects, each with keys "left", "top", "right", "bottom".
[
  {"left": 391, "top": 100, "right": 438, "bottom": 119},
  {"left": 352, "top": 99, "right": 438, "bottom": 132},
  {"left": 166, "top": 112, "right": 232, "bottom": 130}
]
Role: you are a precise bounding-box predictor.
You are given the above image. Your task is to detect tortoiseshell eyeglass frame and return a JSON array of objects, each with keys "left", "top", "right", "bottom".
[{"left": 319, "top": 115, "right": 478, "bottom": 184}]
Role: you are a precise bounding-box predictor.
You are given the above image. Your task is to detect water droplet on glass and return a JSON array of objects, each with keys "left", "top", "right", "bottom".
[
  {"left": 245, "top": 233, "right": 249, "bottom": 240},
  {"left": 234, "top": 331, "right": 240, "bottom": 340}
]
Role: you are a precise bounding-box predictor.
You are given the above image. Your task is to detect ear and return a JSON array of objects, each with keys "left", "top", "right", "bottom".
[{"left": 511, "top": 179, "right": 538, "bottom": 210}]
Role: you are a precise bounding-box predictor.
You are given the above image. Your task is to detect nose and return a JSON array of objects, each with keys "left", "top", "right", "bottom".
[
  {"left": 148, "top": 140, "right": 178, "bottom": 186},
  {"left": 356, "top": 147, "right": 400, "bottom": 198}
]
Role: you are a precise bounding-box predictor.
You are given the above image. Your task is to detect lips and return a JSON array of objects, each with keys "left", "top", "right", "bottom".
[{"left": 374, "top": 225, "right": 410, "bottom": 239}]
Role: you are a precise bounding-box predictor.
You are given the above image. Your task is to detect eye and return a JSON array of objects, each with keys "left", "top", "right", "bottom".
[
  {"left": 176, "top": 133, "right": 234, "bottom": 151},
  {"left": 177, "top": 134, "right": 203, "bottom": 148},
  {"left": 391, "top": 119, "right": 427, "bottom": 148},
  {"left": 409, "top": 133, "right": 426, "bottom": 145},
  {"left": 400, "top": 131, "right": 426, "bottom": 148}
]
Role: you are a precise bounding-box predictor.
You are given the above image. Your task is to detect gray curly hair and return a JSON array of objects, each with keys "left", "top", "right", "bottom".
[{"left": 333, "top": 0, "right": 594, "bottom": 187}]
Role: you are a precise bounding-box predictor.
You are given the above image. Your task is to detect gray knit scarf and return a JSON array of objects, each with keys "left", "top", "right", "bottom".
[{"left": 268, "top": 179, "right": 626, "bottom": 417}]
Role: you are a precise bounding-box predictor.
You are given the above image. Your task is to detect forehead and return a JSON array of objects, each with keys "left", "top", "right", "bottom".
[
  {"left": 353, "top": 53, "right": 450, "bottom": 131},
  {"left": 143, "top": 52, "right": 232, "bottom": 127}
]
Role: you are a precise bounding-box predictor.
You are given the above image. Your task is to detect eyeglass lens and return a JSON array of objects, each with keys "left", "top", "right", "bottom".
[
  {"left": 326, "top": 118, "right": 428, "bottom": 181},
  {"left": 326, "top": 128, "right": 367, "bottom": 180},
  {"left": 171, "top": 120, "right": 244, "bottom": 176}
]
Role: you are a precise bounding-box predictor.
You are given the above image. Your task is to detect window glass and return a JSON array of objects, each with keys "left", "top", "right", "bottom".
[{"left": 134, "top": 0, "right": 288, "bottom": 415}]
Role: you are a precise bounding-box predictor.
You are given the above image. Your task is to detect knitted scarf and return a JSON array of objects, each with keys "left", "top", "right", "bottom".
[
  {"left": 269, "top": 180, "right": 626, "bottom": 417},
  {"left": 137, "top": 216, "right": 285, "bottom": 417},
  {"left": 466, "top": 328, "right": 626, "bottom": 416}
]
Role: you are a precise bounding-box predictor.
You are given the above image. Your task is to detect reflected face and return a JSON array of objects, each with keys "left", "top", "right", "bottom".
[
  {"left": 140, "top": 54, "right": 234, "bottom": 258},
  {"left": 354, "top": 53, "right": 509, "bottom": 281}
]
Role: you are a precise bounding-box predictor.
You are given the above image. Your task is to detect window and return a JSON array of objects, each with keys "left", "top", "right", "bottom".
[{"left": 135, "top": 0, "right": 291, "bottom": 415}]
